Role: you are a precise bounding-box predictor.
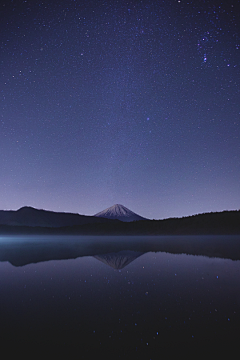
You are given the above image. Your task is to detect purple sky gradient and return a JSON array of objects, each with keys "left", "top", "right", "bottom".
[{"left": 1, "top": 0, "right": 239, "bottom": 219}]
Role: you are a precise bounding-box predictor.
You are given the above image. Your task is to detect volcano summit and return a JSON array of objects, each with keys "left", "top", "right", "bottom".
[{"left": 94, "top": 204, "right": 147, "bottom": 222}]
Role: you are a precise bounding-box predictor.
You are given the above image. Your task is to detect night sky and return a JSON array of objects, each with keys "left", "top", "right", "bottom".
[{"left": 1, "top": 0, "right": 239, "bottom": 219}]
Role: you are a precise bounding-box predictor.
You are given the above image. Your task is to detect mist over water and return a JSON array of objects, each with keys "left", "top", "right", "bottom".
[{"left": 0, "top": 235, "right": 239, "bottom": 358}]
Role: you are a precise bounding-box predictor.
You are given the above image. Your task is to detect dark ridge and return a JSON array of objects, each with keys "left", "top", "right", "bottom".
[
  {"left": 0, "top": 210, "right": 239, "bottom": 235},
  {"left": 0, "top": 206, "right": 120, "bottom": 228}
]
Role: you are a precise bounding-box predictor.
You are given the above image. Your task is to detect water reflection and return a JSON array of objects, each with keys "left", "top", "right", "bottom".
[
  {"left": 94, "top": 250, "right": 145, "bottom": 269},
  {"left": 0, "top": 235, "right": 239, "bottom": 358},
  {"left": 0, "top": 235, "right": 240, "bottom": 267}
]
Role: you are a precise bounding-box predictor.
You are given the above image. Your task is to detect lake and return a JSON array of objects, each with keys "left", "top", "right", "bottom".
[{"left": 0, "top": 235, "right": 239, "bottom": 358}]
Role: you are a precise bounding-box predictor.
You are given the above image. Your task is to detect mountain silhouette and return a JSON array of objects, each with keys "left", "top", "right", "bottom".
[
  {"left": 0, "top": 206, "right": 116, "bottom": 228},
  {"left": 0, "top": 207, "right": 239, "bottom": 236},
  {"left": 94, "top": 204, "right": 147, "bottom": 222}
]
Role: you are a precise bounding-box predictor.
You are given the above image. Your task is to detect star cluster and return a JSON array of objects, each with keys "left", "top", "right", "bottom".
[{"left": 1, "top": 0, "right": 239, "bottom": 219}]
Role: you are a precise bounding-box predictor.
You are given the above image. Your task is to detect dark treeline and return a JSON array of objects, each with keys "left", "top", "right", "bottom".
[{"left": 0, "top": 210, "right": 239, "bottom": 235}]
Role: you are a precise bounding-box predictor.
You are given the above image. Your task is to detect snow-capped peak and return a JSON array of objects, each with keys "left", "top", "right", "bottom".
[{"left": 94, "top": 204, "right": 147, "bottom": 222}]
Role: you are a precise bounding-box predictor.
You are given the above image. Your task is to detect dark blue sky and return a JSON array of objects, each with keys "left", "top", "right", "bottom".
[{"left": 1, "top": 0, "right": 239, "bottom": 219}]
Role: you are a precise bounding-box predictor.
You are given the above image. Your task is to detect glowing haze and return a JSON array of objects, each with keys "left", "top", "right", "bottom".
[{"left": 0, "top": 0, "right": 239, "bottom": 219}]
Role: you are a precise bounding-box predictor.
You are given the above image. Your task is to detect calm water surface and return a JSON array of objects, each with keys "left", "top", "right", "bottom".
[{"left": 0, "top": 235, "right": 239, "bottom": 358}]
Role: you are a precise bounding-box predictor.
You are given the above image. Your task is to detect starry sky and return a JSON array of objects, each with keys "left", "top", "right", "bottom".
[{"left": 1, "top": 0, "right": 240, "bottom": 219}]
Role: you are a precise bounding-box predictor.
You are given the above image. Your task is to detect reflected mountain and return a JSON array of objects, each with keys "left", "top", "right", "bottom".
[
  {"left": 94, "top": 250, "right": 145, "bottom": 269},
  {"left": 0, "top": 235, "right": 240, "bottom": 267},
  {"left": 0, "top": 238, "right": 147, "bottom": 268}
]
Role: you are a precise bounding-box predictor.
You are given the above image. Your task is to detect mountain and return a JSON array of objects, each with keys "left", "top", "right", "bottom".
[
  {"left": 94, "top": 204, "right": 147, "bottom": 222},
  {"left": 0, "top": 206, "right": 239, "bottom": 236},
  {"left": 0, "top": 206, "right": 116, "bottom": 228}
]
